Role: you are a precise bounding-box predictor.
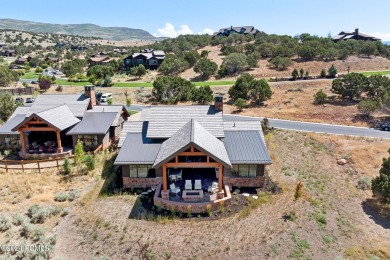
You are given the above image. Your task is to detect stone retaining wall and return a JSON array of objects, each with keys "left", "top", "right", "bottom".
[
  {"left": 154, "top": 185, "right": 232, "bottom": 214},
  {"left": 223, "top": 176, "right": 265, "bottom": 188},
  {"left": 123, "top": 177, "right": 162, "bottom": 189}
]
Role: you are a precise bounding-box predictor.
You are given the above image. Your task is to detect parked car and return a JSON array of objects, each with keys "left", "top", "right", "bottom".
[
  {"left": 100, "top": 93, "right": 112, "bottom": 103},
  {"left": 380, "top": 123, "right": 390, "bottom": 131},
  {"left": 15, "top": 97, "right": 24, "bottom": 103},
  {"left": 26, "top": 97, "right": 35, "bottom": 103},
  {"left": 30, "top": 80, "right": 38, "bottom": 84}
]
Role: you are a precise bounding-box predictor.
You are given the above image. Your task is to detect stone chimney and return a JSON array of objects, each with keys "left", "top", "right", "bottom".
[
  {"left": 84, "top": 85, "right": 96, "bottom": 109},
  {"left": 355, "top": 28, "right": 359, "bottom": 35},
  {"left": 214, "top": 95, "right": 223, "bottom": 112}
]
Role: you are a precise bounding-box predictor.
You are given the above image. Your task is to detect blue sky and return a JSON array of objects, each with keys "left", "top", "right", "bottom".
[{"left": 1, "top": 0, "right": 390, "bottom": 40}]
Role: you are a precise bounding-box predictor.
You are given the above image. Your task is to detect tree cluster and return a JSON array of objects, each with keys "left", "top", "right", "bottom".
[
  {"left": 228, "top": 73, "right": 272, "bottom": 105},
  {"left": 152, "top": 76, "right": 214, "bottom": 105}
]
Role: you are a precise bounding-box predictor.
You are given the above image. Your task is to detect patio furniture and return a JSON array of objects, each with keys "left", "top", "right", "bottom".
[
  {"left": 194, "top": 179, "right": 202, "bottom": 190},
  {"left": 176, "top": 171, "right": 182, "bottom": 181},
  {"left": 170, "top": 183, "right": 181, "bottom": 195},
  {"left": 169, "top": 174, "right": 177, "bottom": 182},
  {"left": 185, "top": 180, "right": 192, "bottom": 190},
  {"left": 208, "top": 182, "right": 218, "bottom": 194}
]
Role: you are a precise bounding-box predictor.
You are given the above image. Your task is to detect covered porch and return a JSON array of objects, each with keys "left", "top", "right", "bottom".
[
  {"left": 12, "top": 105, "right": 80, "bottom": 160},
  {"left": 159, "top": 147, "right": 225, "bottom": 202}
]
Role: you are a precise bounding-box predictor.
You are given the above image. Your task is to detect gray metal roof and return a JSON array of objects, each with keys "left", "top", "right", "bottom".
[
  {"left": 12, "top": 105, "right": 80, "bottom": 132},
  {"left": 147, "top": 105, "right": 224, "bottom": 138},
  {"left": 89, "top": 105, "right": 129, "bottom": 126},
  {"left": 9, "top": 106, "right": 30, "bottom": 119},
  {"left": 0, "top": 115, "right": 26, "bottom": 135},
  {"left": 224, "top": 131, "right": 272, "bottom": 164},
  {"left": 28, "top": 94, "right": 90, "bottom": 117},
  {"left": 114, "top": 132, "right": 162, "bottom": 165},
  {"left": 118, "top": 121, "right": 148, "bottom": 148},
  {"left": 140, "top": 106, "right": 151, "bottom": 121},
  {"left": 153, "top": 119, "right": 231, "bottom": 168},
  {"left": 223, "top": 121, "right": 261, "bottom": 131},
  {"left": 66, "top": 112, "right": 117, "bottom": 135}
]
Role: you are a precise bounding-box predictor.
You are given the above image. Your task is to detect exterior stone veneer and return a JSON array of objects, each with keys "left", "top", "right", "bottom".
[
  {"left": 223, "top": 176, "right": 265, "bottom": 188},
  {"left": 154, "top": 185, "right": 232, "bottom": 214},
  {"left": 123, "top": 177, "right": 162, "bottom": 189}
]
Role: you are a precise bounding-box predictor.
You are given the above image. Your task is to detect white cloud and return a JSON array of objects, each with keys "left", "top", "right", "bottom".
[
  {"left": 198, "top": 28, "right": 214, "bottom": 35},
  {"left": 154, "top": 23, "right": 214, "bottom": 37},
  {"left": 362, "top": 31, "right": 390, "bottom": 41},
  {"left": 154, "top": 23, "right": 193, "bottom": 37}
]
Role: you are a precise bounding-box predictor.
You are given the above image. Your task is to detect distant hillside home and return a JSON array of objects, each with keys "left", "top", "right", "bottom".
[
  {"left": 124, "top": 49, "right": 165, "bottom": 70},
  {"left": 45, "top": 57, "right": 61, "bottom": 63},
  {"left": 0, "top": 49, "right": 16, "bottom": 57},
  {"left": 14, "top": 56, "right": 31, "bottom": 65},
  {"left": 0, "top": 86, "right": 129, "bottom": 159},
  {"left": 71, "top": 45, "right": 88, "bottom": 51},
  {"left": 88, "top": 56, "right": 111, "bottom": 66},
  {"left": 332, "top": 28, "right": 381, "bottom": 42},
  {"left": 213, "top": 26, "right": 261, "bottom": 37}
]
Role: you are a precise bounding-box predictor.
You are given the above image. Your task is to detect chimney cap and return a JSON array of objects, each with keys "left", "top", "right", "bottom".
[{"left": 84, "top": 85, "right": 95, "bottom": 90}]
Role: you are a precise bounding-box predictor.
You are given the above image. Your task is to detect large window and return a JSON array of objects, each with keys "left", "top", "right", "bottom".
[
  {"left": 136, "top": 58, "right": 144, "bottom": 64},
  {"left": 3, "top": 135, "right": 21, "bottom": 148},
  {"left": 78, "top": 135, "right": 98, "bottom": 146},
  {"left": 125, "top": 165, "right": 152, "bottom": 178},
  {"left": 233, "top": 164, "right": 258, "bottom": 177}
]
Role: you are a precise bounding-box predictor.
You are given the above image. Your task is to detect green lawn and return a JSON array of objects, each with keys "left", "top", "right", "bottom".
[
  {"left": 20, "top": 71, "right": 40, "bottom": 79},
  {"left": 56, "top": 79, "right": 90, "bottom": 86},
  {"left": 361, "top": 71, "right": 390, "bottom": 76}
]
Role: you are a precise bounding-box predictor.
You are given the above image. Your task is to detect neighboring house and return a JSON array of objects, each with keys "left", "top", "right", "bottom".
[
  {"left": 88, "top": 56, "right": 110, "bottom": 66},
  {"left": 114, "top": 48, "right": 127, "bottom": 55},
  {"left": 0, "top": 49, "right": 16, "bottom": 57},
  {"left": 14, "top": 56, "right": 31, "bottom": 65},
  {"left": 114, "top": 97, "right": 272, "bottom": 213},
  {"left": 45, "top": 57, "right": 61, "bottom": 63},
  {"left": 88, "top": 56, "right": 118, "bottom": 67},
  {"left": 213, "top": 26, "right": 261, "bottom": 37},
  {"left": 71, "top": 45, "right": 88, "bottom": 51},
  {"left": 0, "top": 86, "right": 129, "bottom": 159},
  {"left": 332, "top": 28, "right": 381, "bottom": 42},
  {"left": 124, "top": 49, "right": 165, "bottom": 70}
]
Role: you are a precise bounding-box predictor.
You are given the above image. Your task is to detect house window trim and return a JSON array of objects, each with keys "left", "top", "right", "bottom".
[
  {"left": 126, "top": 164, "right": 152, "bottom": 178},
  {"left": 233, "top": 164, "right": 258, "bottom": 178}
]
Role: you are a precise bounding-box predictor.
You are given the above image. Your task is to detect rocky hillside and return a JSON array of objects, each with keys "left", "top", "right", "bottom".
[{"left": 0, "top": 18, "right": 156, "bottom": 41}]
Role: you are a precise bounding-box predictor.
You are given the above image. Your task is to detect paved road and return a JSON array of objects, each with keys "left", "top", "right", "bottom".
[
  {"left": 223, "top": 114, "right": 390, "bottom": 139},
  {"left": 126, "top": 104, "right": 390, "bottom": 139}
]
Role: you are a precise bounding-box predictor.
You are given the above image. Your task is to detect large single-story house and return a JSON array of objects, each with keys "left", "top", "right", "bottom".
[
  {"left": 332, "top": 28, "right": 381, "bottom": 42},
  {"left": 0, "top": 86, "right": 129, "bottom": 159},
  {"left": 213, "top": 26, "right": 261, "bottom": 37},
  {"left": 124, "top": 49, "right": 165, "bottom": 70},
  {"left": 114, "top": 97, "right": 272, "bottom": 213}
]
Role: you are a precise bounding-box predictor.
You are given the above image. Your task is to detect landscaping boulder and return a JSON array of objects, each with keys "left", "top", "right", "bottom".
[{"left": 337, "top": 158, "right": 347, "bottom": 165}]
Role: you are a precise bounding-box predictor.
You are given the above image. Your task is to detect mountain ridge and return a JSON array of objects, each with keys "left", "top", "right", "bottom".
[{"left": 0, "top": 18, "right": 157, "bottom": 41}]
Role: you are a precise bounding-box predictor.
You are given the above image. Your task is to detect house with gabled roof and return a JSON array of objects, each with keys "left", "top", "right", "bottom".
[
  {"left": 0, "top": 86, "right": 129, "bottom": 159},
  {"left": 332, "top": 28, "right": 381, "bottom": 42},
  {"left": 124, "top": 49, "right": 165, "bottom": 70},
  {"left": 114, "top": 97, "right": 272, "bottom": 213},
  {"left": 213, "top": 26, "right": 261, "bottom": 37}
]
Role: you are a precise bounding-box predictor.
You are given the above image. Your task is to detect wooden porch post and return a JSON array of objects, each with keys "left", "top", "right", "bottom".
[
  {"left": 56, "top": 131, "right": 63, "bottom": 153},
  {"left": 19, "top": 130, "right": 26, "bottom": 152},
  {"left": 162, "top": 164, "right": 167, "bottom": 192},
  {"left": 218, "top": 164, "right": 223, "bottom": 192}
]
